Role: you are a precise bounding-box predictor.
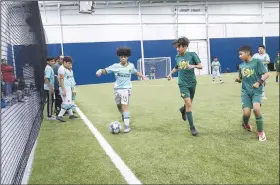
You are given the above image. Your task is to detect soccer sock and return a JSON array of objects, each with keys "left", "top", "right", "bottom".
[
  {"left": 68, "top": 109, "right": 73, "bottom": 116},
  {"left": 276, "top": 76, "right": 278, "bottom": 82},
  {"left": 123, "top": 112, "right": 130, "bottom": 127},
  {"left": 58, "top": 108, "right": 66, "bottom": 117},
  {"left": 243, "top": 115, "right": 250, "bottom": 125},
  {"left": 255, "top": 115, "right": 264, "bottom": 132},
  {"left": 185, "top": 112, "right": 194, "bottom": 127}
]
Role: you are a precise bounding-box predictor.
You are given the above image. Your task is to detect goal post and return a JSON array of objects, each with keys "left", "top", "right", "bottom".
[{"left": 137, "top": 57, "right": 172, "bottom": 80}]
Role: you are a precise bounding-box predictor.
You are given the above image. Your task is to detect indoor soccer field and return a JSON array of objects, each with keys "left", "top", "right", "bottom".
[{"left": 29, "top": 72, "right": 279, "bottom": 184}]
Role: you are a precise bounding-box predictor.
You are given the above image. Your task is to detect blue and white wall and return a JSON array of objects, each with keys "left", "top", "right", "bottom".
[{"left": 39, "top": 1, "right": 279, "bottom": 85}]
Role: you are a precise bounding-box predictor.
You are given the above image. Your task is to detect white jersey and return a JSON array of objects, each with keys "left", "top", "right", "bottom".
[
  {"left": 253, "top": 53, "right": 270, "bottom": 70},
  {"left": 58, "top": 65, "right": 76, "bottom": 88}
]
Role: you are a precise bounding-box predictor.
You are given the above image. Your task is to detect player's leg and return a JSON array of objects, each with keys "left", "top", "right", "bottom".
[
  {"left": 66, "top": 88, "right": 78, "bottom": 119},
  {"left": 54, "top": 90, "right": 62, "bottom": 116},
  {"left": 217, "top": 71, "right": 224, "bottom": 83},
  {"left": 121, "top": 89, "right": 131, "bottom": 133},
  {"left": 212, "top": 71, "right": 216, "bottom": 83},
  {"left": 114, "top": 89, "right": 123, "bottom": 120},
  {"left": 252, "top": 94, "right": 266, "bottom": 141},
  {"left": 46, "top": 90, "right": 56, "bottom": 120},
  {"left": 241, "top": 93, "right": 252, "bottom": 131},
  {"left": 261, "top": 74, "right": 267, "bottom": 99},
  {"left": 181, "top": 86, "right": 198, "bottom": 136},
  {"left": 276, "top": 72, "right": 279, "bottom": 82}
]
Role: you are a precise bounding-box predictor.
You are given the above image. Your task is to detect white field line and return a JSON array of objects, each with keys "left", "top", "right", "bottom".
[{"left": 75, "top": 107, "right": 142, "bottom": 185}]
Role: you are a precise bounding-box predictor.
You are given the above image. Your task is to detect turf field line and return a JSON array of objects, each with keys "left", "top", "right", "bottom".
[
  {"left": 22, "top": 140, "right": 38, "bottom": 184},
  {"left": 75, "top": 107, "right": 142, "bottom": 185}
]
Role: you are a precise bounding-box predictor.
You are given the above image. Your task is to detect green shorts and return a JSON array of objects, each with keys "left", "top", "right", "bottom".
[
  {"left": 241, "top": 92, "right": 262, "bottom": 109},
  {"left": 179, "top": 85, "right": 196, "bottom": 100}
]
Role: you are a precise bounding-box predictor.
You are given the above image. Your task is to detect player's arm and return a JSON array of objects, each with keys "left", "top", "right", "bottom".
[
  {"left": 168, "top": 66, "right": 178, "bottom": 76},
  {"left": 191, "top": 53, "right": 203, "bottom": 69},
  {"left": 58, "top": 68, "right": 66, "bottom": 96},
  {"left": 44, "top": 68, "right": 54, "bottom": 92},
  {"left": 131, "top": 64, "right": 147, "bottom": 80},
  {"left": 96, "top": 64, "right": 116, "bottom": 77},
  {"left": 235, "top": 68, "right": 242, "bottom": 83}
]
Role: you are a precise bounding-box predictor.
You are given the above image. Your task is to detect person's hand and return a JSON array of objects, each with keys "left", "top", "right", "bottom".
[
  {"left": 252, "top": 82, "right": 260, "bottom": 88},
  {"left": 142, "top": 76, "right": 148, "bottom": 81},
  {"left": 72, "top": 91, "right": 76, "bottom": 96},
  {"left": 96, "top": 69, "right": 102, "bottom": 77},
  {"left": 50, "top": 86, "right": 54, "bottom": 94},
  {"left": 235, "top": 77, "right": 241, "bottom": 83},
  {"left": 167, "top": 74, "right": 172, "bottom": 80}
]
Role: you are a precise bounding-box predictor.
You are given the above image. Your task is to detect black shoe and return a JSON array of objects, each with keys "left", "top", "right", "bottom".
[
  {"left": 190, "top": 126, "right": 198, "bottom": 136},
  {"left": 69, "top": 115, "right": 79, "bottom": 119},
  {"left": 179, "top": 106, "right": 186, "bottom": 121},
  {"left": 57, "top": 116, "right": 66, "bottom": 122}
]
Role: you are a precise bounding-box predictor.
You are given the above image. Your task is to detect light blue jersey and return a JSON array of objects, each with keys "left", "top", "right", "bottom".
[
  {"left": 105, "top": 62, "right": 138, "bottom": 89},
  {"left": 44, "top": 65, "right": 54, "bottom": 90},
  {"left": 58, "top": 65, "right": 76, "bottom": 88},
  {"left": 253, "top": 53, "right": 270, "bottom": 70}
]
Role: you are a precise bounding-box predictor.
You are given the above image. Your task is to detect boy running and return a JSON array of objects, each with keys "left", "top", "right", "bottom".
[
  {"left": 96, "top": 47, "right": 146, "bottom": 133},
  {"left": 56, "top": 56, "right": 78, "bottom": 122},
  {"left": 235, "top": 45, "right": 269, "bottom": 141},
  {"left": 211, "top": 57, "right": 224, "bottom": 83},
  {"left": 167, "top": 37, "right": 203, "bottom": 136}
]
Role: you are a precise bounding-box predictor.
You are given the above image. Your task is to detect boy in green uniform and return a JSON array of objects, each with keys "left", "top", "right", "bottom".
[
  {"left": 235, "top": 45, "right": 269, "bottom": 141},
  {"left": 274, "top": 51, "right": 280, "bottom": 82},
  {"left": 167, "top": 37, "right": 203, "bottom": 136}
]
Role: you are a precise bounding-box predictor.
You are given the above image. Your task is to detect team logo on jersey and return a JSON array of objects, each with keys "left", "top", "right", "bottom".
[
  {"left": 178, "top": 60, "right": 189, "bottom": 69},
  {"left": 241, "top": 68, "right": 254, "bottom": 78}
]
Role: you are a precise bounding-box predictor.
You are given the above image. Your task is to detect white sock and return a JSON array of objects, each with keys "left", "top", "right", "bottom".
[
  {"left": 58, "top": 109, "right": 66, "bottom": 117},
  {"left": 124, "top": 119, "right": 130, "bottom": 127},
  {"left": 68, "top": 109, "right": 73, "bottom": 116}
]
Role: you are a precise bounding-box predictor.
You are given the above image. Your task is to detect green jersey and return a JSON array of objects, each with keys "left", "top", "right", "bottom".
[
  {"left": 212, "top": 61, "right": 221, "bottom": 71},
  {"left": 239, "top": 58, "right": 267, "bottom": 95},
  {"left": 175, "top": 52, "right": 201, "bottom": 87},
  {"left": 274, "top": 56, "right": 280, "bottom": 72}
]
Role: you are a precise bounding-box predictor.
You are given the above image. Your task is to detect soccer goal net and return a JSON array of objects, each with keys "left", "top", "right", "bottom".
[{"left": 137, "top": 57, "right": 172, "bottom": 80}]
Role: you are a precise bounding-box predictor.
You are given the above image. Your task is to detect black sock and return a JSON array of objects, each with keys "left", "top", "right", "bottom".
[{"left": 276, "top": 76, "right": 278, "bottom": 82}]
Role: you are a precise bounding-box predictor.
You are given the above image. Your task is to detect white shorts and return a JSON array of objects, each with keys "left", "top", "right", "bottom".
[
  {"left": 59, "top": 87, "right": 73, "bottom": 108},
  {"left": 114, "top": 89, "right": 131, "bottom": 105},
  {"left": 212, "top": 70, "right": 221, "bottom": 78}
]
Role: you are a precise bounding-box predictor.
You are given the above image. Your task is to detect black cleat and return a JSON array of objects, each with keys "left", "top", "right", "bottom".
[
  {"left": 179, "top": 106, "right": 186, "bottom": 121},
  {"left": 69, "top": 115, "right": 79, "bottom": 119},
  {"left": 190, "top": 126, "right": 198, "bottom": 136},
  {"left": 57, "top": 116, "right": 66, "bottom": 122}
]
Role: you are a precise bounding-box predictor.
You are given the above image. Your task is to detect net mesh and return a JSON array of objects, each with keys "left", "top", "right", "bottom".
[
  {"left": 137, "top": 57, "right": 171, "bottom": 79},
  {"left": 1, "top": 1, "right": 46, "bottom": 184}
]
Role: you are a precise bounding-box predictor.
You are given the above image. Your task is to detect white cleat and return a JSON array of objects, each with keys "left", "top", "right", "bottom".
[
  {"left": 258, "top": 132, "right": 266, "bottom": 141},
  {"left": 262, "top": 96, "right": 268, "bottom": 100},
  {"left": 47, "top": 116, "right": 57, "bottom": 121},
  {"left": 124, "top": 126, "right": 131, "bottom": 133}
]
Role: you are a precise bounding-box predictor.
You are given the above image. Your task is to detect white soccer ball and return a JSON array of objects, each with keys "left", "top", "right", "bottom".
[{"left": 109, "top": 121, "right": 121, "bottom": 134}]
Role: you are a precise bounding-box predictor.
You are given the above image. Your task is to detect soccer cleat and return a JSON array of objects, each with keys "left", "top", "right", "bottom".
[
  {"left": 262, "top": 96, "right": 267, "bottom": 100},
  {"left": 179, "top": 106, "right": 186, "bottom": 121},
  {"left": 123, "top": 125, "right": 131, "bottom": 133},
  {"left": 190, "top": 126, "right": 198, "bottom": 136},
  {"left": 47, "top": 116, "right": 57, "bottom": 121},
  {"left": 69, "top": 115, "right": 79, "bottom": 119},
  {"left": 242, "top": 123, "right": 252, "bottom": 132},
  {"left": 257, "top": 132, "right": 266, "bottom": 141},
  {"left": 57, "top": 116, "right": 66, "bottom": 122}
]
